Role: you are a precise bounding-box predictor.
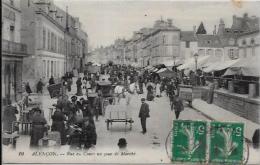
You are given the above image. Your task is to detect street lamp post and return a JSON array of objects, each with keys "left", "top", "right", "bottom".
[
  {"left": 194, "top": 53, "right": 199, "bottom": 71},
  {"left": 173, "top": 56, "right": 176, "bottom": 72}
]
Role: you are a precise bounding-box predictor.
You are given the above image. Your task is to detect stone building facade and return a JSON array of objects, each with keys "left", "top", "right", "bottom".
[
  {"left": 2, "top": 0, "right": 28, "bottom": 102},
  {"left": 20, "top": 0, "right": 88, "bottom": 89},
  {"left": 91, "top": 19, "right": 181, "bottom": 67}
]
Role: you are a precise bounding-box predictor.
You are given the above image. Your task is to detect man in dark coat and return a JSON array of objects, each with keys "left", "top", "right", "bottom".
[
  {"left": 36, "top": 78, "right": 44, "bottom": 94},
  {"left": 94, "top": 94, "right": 102, "bottom": 121},
  {"left": 67, "top": 96, "right": 78, "bottom": 124},
  {"left": 172, "top": 96, "right": 184, "bottom": 119},
  {"left": 3, "top": 100, "right": 18, "bottom": 132},
  {"left": 138, "top": 76, "right": 144, "bottom": 94},
  {"left": 81, "top": 118, "right": 97, "bottom": 149},
  {"left": 82, "top": 100, "right": 93, "bottom": 118},
  {"left": 76, "top": 77, "right": 83, "bottom": 96},
  {"left": 138, "top": 98, "right": 150, "bottom": 134},
  {"left": 51, "top": 108, "right": 67, "bottom": 145},
  {"left": 25, "top": 82, "right": 32, "bottom": 94},
  {"left": 49, "top": 76, "right": 55, "bottom": 85},
  {"left": 167, "top": 81, "right": 175, "bottom": 106}
]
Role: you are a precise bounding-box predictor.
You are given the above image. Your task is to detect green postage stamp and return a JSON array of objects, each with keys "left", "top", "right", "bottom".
[
  {"left": 209, "top": 121, "right": 244, "bottom": 164},
  {"left": 172, "top": 120, "right": 244, "bottom": 164},
  {"left": 172, "top": 120, "right": 207, "bottom": 162}
]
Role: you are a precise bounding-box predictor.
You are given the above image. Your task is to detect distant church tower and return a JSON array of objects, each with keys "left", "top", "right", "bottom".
[{"left": 217, "top": 18, "right": 225, "bottom": 36}]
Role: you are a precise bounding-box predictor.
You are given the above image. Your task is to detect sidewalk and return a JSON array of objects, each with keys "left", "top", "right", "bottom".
[{"left": 192, "top": 99, "right": 260, "bottom": 141}]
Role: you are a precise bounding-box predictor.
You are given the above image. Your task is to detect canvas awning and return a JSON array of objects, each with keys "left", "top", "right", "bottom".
[
  {"left": 203, "top": 62, "right": 219, "bottom": 72},
  {"left": 145, "top": 65, "right": 153, "bottom": 70},
  {"left": 178, "top": 55, "right": 211, "bottom": 70},
  {"left": 158, "top": 69, "right": 176, "bottom": 78},
  {"left": 147, "top": 66, "right": 156, "bottom": 71},
  {"left": 131, "top": 63, "right": 138, "bottom": 67},
  {"left": 163, "top": 59, "right": 183, "bottom": 67},
  {"left": 151, "top": 68, "right": 159, "bottom": 72},
  {"left": 224, "top": 57, "right": 260, "bottom": 77},
  {"left": 203, "top": 59, "right": 240, "bottom": 73},
  {"left": 92, "top": 62, "right": 101, "bottom": 66},
  {"left": 156, "top": 68, "right": 168, "bottom": 73}
]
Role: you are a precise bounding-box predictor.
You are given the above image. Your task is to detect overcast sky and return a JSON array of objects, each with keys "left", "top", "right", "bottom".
[{"left": 54, "top": 0, "right": 260, "bottom": 49}]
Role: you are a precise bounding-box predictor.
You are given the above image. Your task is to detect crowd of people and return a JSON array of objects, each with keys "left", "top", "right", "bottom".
[{"left": 3, "top": 63, "right": 185, "bottom": 149}]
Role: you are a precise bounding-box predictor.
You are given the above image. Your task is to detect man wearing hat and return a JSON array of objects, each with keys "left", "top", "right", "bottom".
[
  {"left": 67, "top": 95, "right": 78, "bottom": 124},
  {"left": 3, "top": 99, "right": 18, "bottom": 132},
  {"left": 118, "top": 138, "right": 127, "bottom": 150},
  {"left": 138, "top": 98, "right": 150, "bottom": 134}
]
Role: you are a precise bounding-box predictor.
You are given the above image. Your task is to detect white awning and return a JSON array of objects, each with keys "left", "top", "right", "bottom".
[
  {"left": 145, "top": 65, "right": 153, "bottom": 70},
  {"left": 156, "top": 68, "right": 167, "bottom": 73},
  {"left": 203, "top": 62, "right": 219, "bottom": 72},
  {"left": 214, "top": 59, "right": 240, "bottom": 71},
  {"left": 178, "top": 55, "right": 211, "bottom": 70},
  {"left": 203, "top": 59, "right": 239, "bottom": 73},
  {"left": 163, "top": 59, "right": 183, "bottom": 67},
  {"left": 151, "top": 68, "right": 159, "bottom": 72},
  {"left": 224, "top": 56, "right": 260, "bottom": 77}
]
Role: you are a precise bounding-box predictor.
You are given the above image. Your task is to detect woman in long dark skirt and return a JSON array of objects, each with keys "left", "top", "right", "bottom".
[
  {"left": 30, "top": 108, "right": 47, "bottom": 148},
  {"left": 51, "top": 108, "right": 67, "bottom": 145},
  {"left": 146, "top": 82, "right": 154, "bottom": 101},
  {"left": 76, "top": 77, "right": 83, "bottom": 96}
]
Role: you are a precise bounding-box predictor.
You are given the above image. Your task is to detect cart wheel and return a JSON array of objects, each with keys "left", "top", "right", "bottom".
[{"left": 106, "top": 121, "right": 109, "bottom": 130}]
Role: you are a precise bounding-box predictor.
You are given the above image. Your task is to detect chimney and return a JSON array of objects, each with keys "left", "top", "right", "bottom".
[
  {"left": 213, "top": 25, "right": 217, "bottom": 35},
  {"left": 193, "top": 26, "right": 197, "bottom": 36},
  {"left": 167, "top": 19, "right": 172, "bottom": 27}
]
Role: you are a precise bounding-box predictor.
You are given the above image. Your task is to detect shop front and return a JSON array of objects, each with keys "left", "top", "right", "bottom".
[{"left": 2, "top": 39, "right": 28, "bottom": 104}]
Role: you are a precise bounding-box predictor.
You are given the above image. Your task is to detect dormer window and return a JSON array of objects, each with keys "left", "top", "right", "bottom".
[
  {"left": 10, "top": 25, "right": 15, "bottom": 31},
  {"left": 251, "top": 38, "right": 255, "bottom": 45},
  {"left": 229, "top": 38, "right": 235, "bottom": 45},
  {"left": 242, "top": 40, "right": 247, "bottom": 45}
]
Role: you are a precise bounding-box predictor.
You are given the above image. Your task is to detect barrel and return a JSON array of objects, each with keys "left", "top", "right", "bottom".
[
  {"left": 248, "top": 83, "right": 256, "bottom": 98},
  {"left": 228, "top": 81, "right": 234, "bottom": 93},
  {"left": 207, "top": 83, "right": 215, "bottom": 104},
  {"left": 213, "top": 79, "right": 219, "bottom": 90}
]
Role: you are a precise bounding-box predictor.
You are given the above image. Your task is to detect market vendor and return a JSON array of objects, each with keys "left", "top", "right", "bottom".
[{"left": 30, "top": 107, "right": 48, "bottom": 148}]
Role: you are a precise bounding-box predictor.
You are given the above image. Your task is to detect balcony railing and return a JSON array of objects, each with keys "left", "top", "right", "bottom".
[{"left": 2, "top": 39, "right": 27, "bottom": 55}]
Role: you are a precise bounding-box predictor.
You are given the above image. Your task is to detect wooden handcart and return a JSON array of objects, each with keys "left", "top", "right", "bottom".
[{"left": 105, "top": 104, "right": 134, "bottom": 131}]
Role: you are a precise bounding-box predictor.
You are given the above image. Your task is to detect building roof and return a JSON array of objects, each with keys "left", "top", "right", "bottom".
[
  {"left": 231, "top": 14, "right": 259, "bottom": 34},
  {"left": 197, "top": 34, "right": 222, "bottom": 48},
  {"left": 180, "top": 31, "right": 197, "bottom": 41}
]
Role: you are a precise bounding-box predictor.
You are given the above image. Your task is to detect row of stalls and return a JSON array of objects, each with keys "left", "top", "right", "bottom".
[
  {"left": 143, "top": 55, "right": 260, "bottom": 97},
  {"left": 177, "top": 55, "right": 260, "bottom": 97}
]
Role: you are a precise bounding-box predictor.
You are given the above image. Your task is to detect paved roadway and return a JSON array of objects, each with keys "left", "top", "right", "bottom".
[{"left": 4, "top": 78, "right": 212, "bottom": 163}]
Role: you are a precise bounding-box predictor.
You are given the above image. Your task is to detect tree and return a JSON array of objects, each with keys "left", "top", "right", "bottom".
[{"left": 196, "top": 22, "right": 207, "bottom": 34}]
